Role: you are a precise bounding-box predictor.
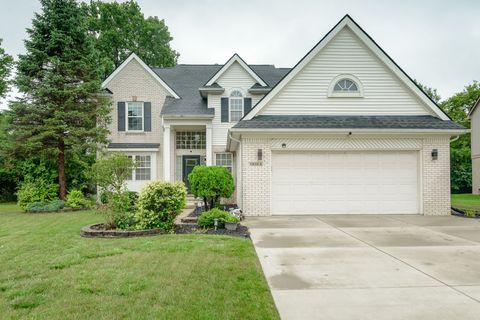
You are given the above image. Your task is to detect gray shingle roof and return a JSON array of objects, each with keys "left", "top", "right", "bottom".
[
  {"left": 108, "top": 143, "right": 160, "bottom": 149},
  {"left": 233, "top": 115, "right": 465, "bottom": 130},
  {"left": 153, "top": 65, "right": 290, "bottom": 117}
]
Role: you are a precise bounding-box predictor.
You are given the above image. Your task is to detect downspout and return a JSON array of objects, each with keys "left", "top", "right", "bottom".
[{"left": 228, "top": 131, "right": 242, "bottom": 210}]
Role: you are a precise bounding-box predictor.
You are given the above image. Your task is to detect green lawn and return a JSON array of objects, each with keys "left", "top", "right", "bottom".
[
  {"left": 451, "top": 194, "right": 480, "bottom": 212},
  {"left": 0, "top": 204, "right": 278, "bottom": 319}
]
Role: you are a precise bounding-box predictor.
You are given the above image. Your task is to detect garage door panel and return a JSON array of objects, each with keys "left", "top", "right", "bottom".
[{"left": 271, "top": 151, "right": 419, "bottom": 215}]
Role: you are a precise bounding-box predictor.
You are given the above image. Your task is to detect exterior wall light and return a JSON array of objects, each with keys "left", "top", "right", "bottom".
[
  {"left": 431, "top": 149, "right": 438, "bottom": 160},
  {"left": 281, "top": 143, "right": 286, "bottom": 148},
  {"left": 257, "top": 149, "right": 263, "bottom": 161}
]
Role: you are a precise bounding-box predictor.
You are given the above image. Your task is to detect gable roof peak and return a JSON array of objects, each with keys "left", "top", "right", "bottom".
[
  {"left": 242, "top": 14, "right": 450, "bottom": 121},
  {"left": 102, "top": 52, "right": 180, "bottom": 99},
  {"left": 203, "top": 53, "right": 268, "bottom": 87}
]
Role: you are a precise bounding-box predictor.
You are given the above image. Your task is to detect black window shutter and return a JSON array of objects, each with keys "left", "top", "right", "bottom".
[
  {"left": 221, "top": 97, "right": 229, "bottom": 123},
  {"left": 144, "top": 102, "right": 151, "bottom": 132},
  {"left": 244, "top": 97, "right": 252, "bottom": 115},
  {"left": 118, "top": 102, "right": 126, "bottom": 131}
]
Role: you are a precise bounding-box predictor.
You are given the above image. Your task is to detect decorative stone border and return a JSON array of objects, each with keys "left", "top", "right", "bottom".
[{"left": 80, "top": 224, "right": 165, "bottom": 238}]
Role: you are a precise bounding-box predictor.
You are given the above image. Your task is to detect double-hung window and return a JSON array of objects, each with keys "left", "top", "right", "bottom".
[
  {"left": 126, "top": 155, "right": 151, "bottom": 180},
  {"left": 127, "top": 102, "right": 144, "bottom": 131},
  {"left": 229, "top": 90, "right": 243, "bottom": 122},
  {"left": 216, "top": 153, "right": 233, "bottom": 173}
]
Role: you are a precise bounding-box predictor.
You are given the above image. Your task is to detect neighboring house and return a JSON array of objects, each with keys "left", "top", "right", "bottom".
[
  {"left": 101, "top": 15, "right": 465, "bottom": 216},
  {"left": 469, "top": 98, "right": 480, "bottom": 195}
]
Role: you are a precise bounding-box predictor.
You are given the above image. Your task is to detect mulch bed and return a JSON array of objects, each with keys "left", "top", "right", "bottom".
[
  {"left": 80, "top": 223, "right": 165, "bottom": 238},
  {"left": 81, "top": 223, "right": 250, "bottom": 238},
  {"left": 175, "top": 223, "right": 250, "bottom": 238},
  {"left": 451, "top": 207, "right": 480, "bottom": 219}
]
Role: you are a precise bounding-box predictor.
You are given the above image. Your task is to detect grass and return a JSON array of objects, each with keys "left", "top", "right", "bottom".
[
  {"left": 451, "top": 194, "right": 480, "bottom": 212},
  {"left": 0, "top": 204, "right": 278, "bottom": 319}
]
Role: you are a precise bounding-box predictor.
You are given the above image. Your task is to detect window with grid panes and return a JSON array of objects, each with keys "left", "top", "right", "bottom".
[
  {"left": 215, "top": 153, "right": 233, "bottom": 173},
  {"left": 176, "top": 132, "right": 206, "bottom": 149}
]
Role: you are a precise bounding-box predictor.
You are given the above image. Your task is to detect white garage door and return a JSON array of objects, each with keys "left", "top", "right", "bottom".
[{"left": 271, "top": 151, "right": 419, "bottom": 215}]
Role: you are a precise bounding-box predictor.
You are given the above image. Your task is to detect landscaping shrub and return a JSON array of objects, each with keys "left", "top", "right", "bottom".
[
  {"left": 25, "top": 200, "right": 66, "bottom": 213},
  {"left": 188, "top": 166, "right": 234, "bottom": 210},
  {"left": 16, "top": 179, "right": 58, "bottom": 210},
  {"left": 197, "top": 208, "right": 239, "bottom": 228},
  {"left": 135, "top": 181, "right": 187, "bottom": 230},
  {"left": 66, "top": 189, "right": 90, "bottom": 209}
]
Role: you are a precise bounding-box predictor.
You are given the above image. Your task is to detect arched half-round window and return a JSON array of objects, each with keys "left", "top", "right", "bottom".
[
  {"left": 334, "top": 79, "right": 358, "bottom": 92},
  {"left": 328, "top": 74, "right": 363, "bottom": 97}
]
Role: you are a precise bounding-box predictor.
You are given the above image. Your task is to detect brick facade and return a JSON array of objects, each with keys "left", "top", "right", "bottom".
[
  {"left": 241, "top": 138, "right": 272, "bottom": 215},
  {"left": 422, "top": 137, "right": 451, "bottom": 215},
  {"left": 105, "top": 58, "right": 168, "bottom": 181}
]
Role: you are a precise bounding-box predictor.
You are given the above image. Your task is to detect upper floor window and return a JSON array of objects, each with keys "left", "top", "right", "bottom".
[
  {"left": 127, "top": 102, "right": 143, "bottom": 131},
  {"left": 229, "top": 90, "right": 243, "bottom": 122},
  {"left": 328, "top": 74, "right": 363, "bottom": 98}
]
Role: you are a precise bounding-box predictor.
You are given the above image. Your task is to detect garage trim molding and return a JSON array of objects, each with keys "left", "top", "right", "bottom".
[{"left": 271, "top": 138, "right": 422, "bottom": 151}]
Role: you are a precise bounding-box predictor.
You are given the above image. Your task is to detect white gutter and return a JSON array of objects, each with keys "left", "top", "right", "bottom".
[{"left": 230, "top": 128, "right": 469, "bottom": 135}]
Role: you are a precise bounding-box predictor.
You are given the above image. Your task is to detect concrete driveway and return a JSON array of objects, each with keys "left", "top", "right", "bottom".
[{"left": 244, "top": 215, "right": 480, "bottom": 320}]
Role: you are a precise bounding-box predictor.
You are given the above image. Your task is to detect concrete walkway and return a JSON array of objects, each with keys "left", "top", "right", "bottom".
[{"left": 245, "top": 215, "right": 480, "bottom": 320}]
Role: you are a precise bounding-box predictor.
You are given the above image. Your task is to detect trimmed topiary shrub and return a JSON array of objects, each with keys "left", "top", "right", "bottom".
[
  {"left": 66, "top": 189, "right": 91, "bottom": 209},
  {"left": 188, "top": 166, "right": 234, "bottom": 210},
  {"left": 197, "top": 208, "right": 239, "bottom": 228},
  {"left": 16, "top": 180, "right": 58, "bottom": 210},
  {"left": 135, "top": 181, "right": 187, "bottom": 230}
]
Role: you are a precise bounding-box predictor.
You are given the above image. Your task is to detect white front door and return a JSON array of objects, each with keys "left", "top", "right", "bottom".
[{"left": 271, "top": 151, "right": 419, "bottom": 215}]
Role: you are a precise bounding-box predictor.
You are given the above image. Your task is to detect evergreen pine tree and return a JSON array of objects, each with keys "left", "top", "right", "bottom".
[{"left": 9, "top": 0, "right": 111, "bottom": 199}]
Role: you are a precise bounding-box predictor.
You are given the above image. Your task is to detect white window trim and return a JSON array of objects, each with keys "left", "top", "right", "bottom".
[
  {"left": 328, "top": 74, "right": 364, "bottom": 98},
  {"left": 229, "top": 89, "right": 244, "bottom": 122},
  {"left": 126, "top": 101, "right": 144, "bottom": 132}
]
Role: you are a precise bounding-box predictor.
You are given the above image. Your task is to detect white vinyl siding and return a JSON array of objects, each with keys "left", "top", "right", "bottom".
[
  {"left": 271, "top": 151, "right": 419, "bottom": 215},
  {"left": 260, "top": 27, "right": 431, "bottom": 116},
  {"left": 210, "top": 61, "right": 261, "bottom": 146}
]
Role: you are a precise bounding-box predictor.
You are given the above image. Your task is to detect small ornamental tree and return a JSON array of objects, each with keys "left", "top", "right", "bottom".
[
  {"left": 91, "top": 153, "right": 135, "bottom": 195},
  {"left": 90, "top": 153, "right": 136, "bottom": 228},
  {"left": 188, "top": 166, "right": 234, "bottom": 210}
]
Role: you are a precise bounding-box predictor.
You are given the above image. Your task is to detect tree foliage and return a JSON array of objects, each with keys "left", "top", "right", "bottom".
[
  {"left": 441, "top": 81, "right": 480, "bottom": 193},
  {"left": 91, "top": 152, "right": 135, "bottom": 194},
  {"left": 0, "top": 39, "right": 13, "bottom": 99},
  {"left": 7, "top": 0, "right": 111, "bottom": 199},
  {"left": 82, "top": 0, "right": 178, "bottom": 79},
  {"left": 414, "top": 79, "right": 442, "bottom": 104}
]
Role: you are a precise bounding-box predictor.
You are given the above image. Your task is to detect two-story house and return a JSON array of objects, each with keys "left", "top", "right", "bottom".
[{"left": 101, "top": 15, "right": 465, "bottom": 216}]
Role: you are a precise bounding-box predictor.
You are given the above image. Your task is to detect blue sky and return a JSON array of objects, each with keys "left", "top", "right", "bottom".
[{"left": 1, "top": 0, "right": 479, "bottom": 109}]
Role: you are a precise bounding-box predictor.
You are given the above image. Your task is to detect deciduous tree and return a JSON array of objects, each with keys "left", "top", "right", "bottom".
[{"left": 82, "top": 0, "right": 178, "bottom": 79}]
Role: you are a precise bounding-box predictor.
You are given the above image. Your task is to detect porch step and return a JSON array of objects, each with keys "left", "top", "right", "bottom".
[
  {"left": 185, "top": 195, "right": 200, "bottom": 209},
  {"left": 181, "top": 216, "right": 198, "bottom": 223}
]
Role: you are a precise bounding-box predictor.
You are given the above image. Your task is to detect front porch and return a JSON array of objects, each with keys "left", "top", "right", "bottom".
[
  {"left": 162, "top": 119, "right": 237, "bottom": 201},
  {"left": 163, "top": 120, "right": 212, "bottom": 187}
]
